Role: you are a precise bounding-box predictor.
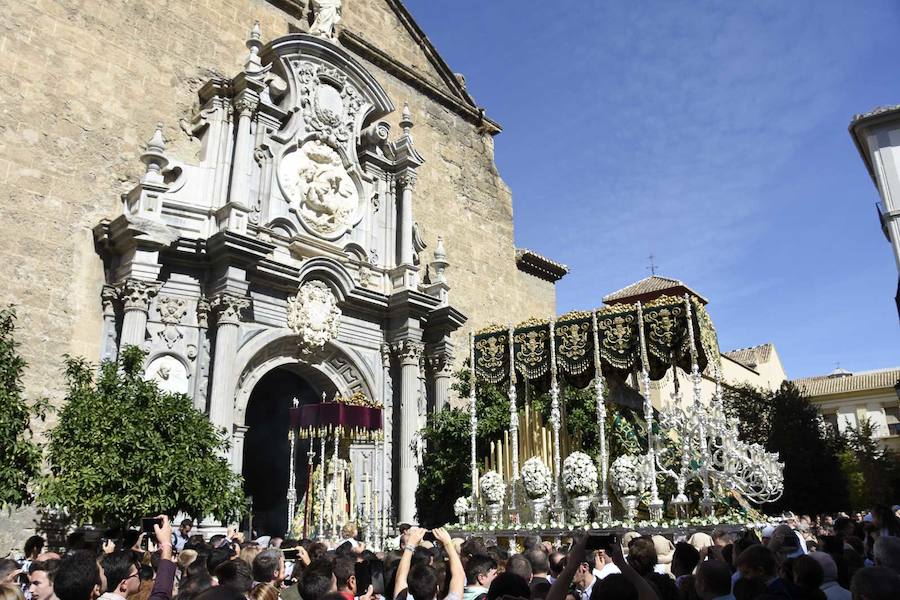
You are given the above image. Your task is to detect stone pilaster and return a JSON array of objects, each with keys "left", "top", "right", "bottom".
[
  {"left": 396, "top": 171, "right": 417, "bottom": 266},
  {"left": 231, "top": 424, "right": 249, "bottom": 475},
  {"left": 393, "top": 339, "right": 424, "bottom": 524},
  {"left": 380, "top": 343, "right": 394, "bottom": 527},
  {"left": 192, "top": 298, "right": 211, "bottom": 413},
  {"left": 208, "top": 293, "right": 251, "bottom": 452},
  {"left": 119, "top": 279, "right": 159, "bottom": 349},
  {"left": 427, "top": 352, "right": 455, "bottom": 413},
  {"left": 100, "top": 284, "right": 119, "bottom": 362}
]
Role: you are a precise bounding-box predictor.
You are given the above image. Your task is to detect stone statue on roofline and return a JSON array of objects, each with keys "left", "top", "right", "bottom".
[{"left": 310, "top": 0, "right": 342, "bottom": 39}]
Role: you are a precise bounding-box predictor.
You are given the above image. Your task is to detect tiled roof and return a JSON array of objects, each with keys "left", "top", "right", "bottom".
[
  {"left": 851, "top": 104, "right": 900, "bottom": 125},
  {"left": 602, "top": 275, "right": 709, "bottom": 304},
  {"left": 723, "top": 344, "right": 774, "bottom": 369},
  {"left": 793, "top": 367, "right": 900, "bottom": 397},
  {"left": 515, "top": 248, "right": 569, "bottom": 282}
]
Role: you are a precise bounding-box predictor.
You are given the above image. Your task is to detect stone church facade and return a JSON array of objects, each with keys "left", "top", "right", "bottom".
[{"left": 1, "top": 0, "right": 566, "bottom": 535}]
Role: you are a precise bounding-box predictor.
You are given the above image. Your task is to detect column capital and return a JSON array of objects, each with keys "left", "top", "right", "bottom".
[
  {"left": 392, "top": 340, "right": 424, "bottom": 365},
  {"left": 211, "top": 293, "right": 251, "bottom": 325},
  {"left": 425, "top": 352, "right": 455, "bottom": 377},
  {"left": 233, "top": 93, "right": 259, "bottom": 117},
  {"left": 380, "top": 343, "right": 393, "bottom": 368},
  {"left": 101, "top": 284, "right": 119, "bottom": 317},
  {"left": 120, "top": 279, "right": 160, "bottom": 313},
  {"left": 396, "top": 170, "right": 418, "bottom": 191}
]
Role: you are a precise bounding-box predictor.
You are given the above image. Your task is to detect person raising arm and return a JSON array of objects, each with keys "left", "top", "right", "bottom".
[
  {"left": 393, "top": 527, "right": 427, "bottom": 600},
  {"left": 432, "top": 528, "right": 464, "bottom": 600}
]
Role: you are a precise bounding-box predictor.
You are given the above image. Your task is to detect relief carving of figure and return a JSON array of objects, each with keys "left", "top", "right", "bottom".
[
  {"left": 309, "top": 0, "right": 342, "bottom": 39},
  {"left": 282, "top": 141, "right": 360, "bottom": 237}
]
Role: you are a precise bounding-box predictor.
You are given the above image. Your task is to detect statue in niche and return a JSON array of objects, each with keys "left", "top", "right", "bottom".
[
  {"left": 283, "top": 140, "right": 359, "bottom": 237},
  {"left": 309, "top": 0, "right": 342, "bottom": 39}
]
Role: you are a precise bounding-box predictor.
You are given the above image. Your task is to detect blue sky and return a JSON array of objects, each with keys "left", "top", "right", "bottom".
[{"left": 404, "top": 0, "right": 900, "bottom": 378}]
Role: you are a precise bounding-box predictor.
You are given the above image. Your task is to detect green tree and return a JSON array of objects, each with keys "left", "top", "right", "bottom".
[
  {"left": 723, "top": 382, "right": 848, "bottom": 514},
  {"left": 40, "top": 346, "right": 245, "bottom": 526},
  {"left": 840, "top": 418, "right": 900, "bottom": 510},
  {"left": 0, "top": 307, "right": 46, "bottom": 510}
]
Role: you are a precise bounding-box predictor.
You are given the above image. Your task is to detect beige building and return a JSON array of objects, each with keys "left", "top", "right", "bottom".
[{"left": 794, "top": 367, "right": 900, "bottom": 450}]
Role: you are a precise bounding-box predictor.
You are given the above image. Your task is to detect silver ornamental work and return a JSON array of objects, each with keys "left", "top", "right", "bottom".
[{"left": 287, "top": 281, "right": 341, "bottom": 354}]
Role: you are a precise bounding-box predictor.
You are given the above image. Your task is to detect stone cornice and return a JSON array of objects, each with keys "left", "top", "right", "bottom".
[
  {"left": 339, "top": 29, "right": 502, "bottom": 136},
  {"left": 515, "top": 248, "right": 569, "bottom": 283}
]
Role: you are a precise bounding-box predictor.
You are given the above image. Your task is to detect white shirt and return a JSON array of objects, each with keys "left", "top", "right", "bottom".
[{"left": 593, "top": 563, "right": 621, "bottom": 580}]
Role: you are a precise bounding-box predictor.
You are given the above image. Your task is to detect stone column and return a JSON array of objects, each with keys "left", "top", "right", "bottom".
[
  {"left": 208, "top": 294, "right": 250, "bottom": 455},
  {"left": 100, "top": 285, "right": 119, "bottom": 362},
  {"left": 379, "top": 344, "right": 393, "bottom": 534},
  {"left": 397, "top": 172, "right": 417, "bottom": 266},
  {"left": 119, "top": 279, "right": 159, "bottom": 350},
  {"left": 232, "top": 424, "right": 249, "bottom": 475},
  {"left": 229, "top": 95, "right": 258, "bottom": 206},
  {"left": 427, "top": 353, "right": 454, "bottom": 413},
  {"left": 393, "top": 339, "right": 424, "bottom": 524}
]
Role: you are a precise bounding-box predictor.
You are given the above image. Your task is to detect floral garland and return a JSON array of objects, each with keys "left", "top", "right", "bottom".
[
  {"left": 610, "top": 454, "right": 642, "bottom": 496},
  {"left": 479, "top": 470, "right": 506, "bottom": 504},
  {"left": 562, "top": 452, "right": 598, "bottom": 497},
  {"left": 454, "top": 496, "right": 470, "bottom": 517},
  {"left": 521, "top": 457, "right": 552, "bottom": 499}
]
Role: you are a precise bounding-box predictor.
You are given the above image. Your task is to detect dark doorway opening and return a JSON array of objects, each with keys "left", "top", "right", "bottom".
[{"left": 242, "top": 366, "right": 317, "bottom": 537}]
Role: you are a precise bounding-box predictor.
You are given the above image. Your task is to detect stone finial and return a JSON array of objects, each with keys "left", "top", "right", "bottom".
[
  {"left": 429, "top": 236, "right": 449, "bottom": 284},
  {"left": 140, "top": 122, "right": 169, "bottom": 184},
  {"left": 245, "top": 20, "right": 263, "bottom": 73},
  {"left": 400, "top": 101, "right": 413, "bottom": 136}
]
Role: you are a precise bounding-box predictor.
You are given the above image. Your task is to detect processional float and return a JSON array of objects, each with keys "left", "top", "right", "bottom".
[
  {"left": 287, "top": 393, "right": 384, "bottom": 545},
  {"left": 462, "top": 293, "right": 784, "bottom": 529}
]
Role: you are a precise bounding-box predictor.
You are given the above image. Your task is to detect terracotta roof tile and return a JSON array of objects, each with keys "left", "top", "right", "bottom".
[
  {"left": 793, "top": 367, "right": 900, "bottom": 397},
  {"left": 602, "top": 275, "right": 709, "bottom": 304}
]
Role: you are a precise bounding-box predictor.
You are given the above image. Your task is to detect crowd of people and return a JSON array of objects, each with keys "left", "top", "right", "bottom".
[{"left": 2, "top": 507, "right": 900, "bottom": 600}]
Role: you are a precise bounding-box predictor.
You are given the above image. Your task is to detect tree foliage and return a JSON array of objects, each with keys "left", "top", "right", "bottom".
[
  {"left": 839, "top": 418, "right": 900, "bottom": 511},
  {"left": 722, "top": 382, "right": 848, "bottom": 514},
  {"left": 40, "top": 346, "right": 245, "bottom": 526},
  {"left": 0, "top": 306, "right": 46, "bottom": 510}
]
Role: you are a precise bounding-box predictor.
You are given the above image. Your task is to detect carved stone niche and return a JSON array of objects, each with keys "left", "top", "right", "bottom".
[{"left": 286, "top": 280, "right": 341, "bottom": 354}]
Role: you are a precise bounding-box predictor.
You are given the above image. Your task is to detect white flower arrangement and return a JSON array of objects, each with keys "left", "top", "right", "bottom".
[
  {"left": 562, "top": 451, "right": 598, "bottom": 497},
  {"left": 479, "top": 470, "right": 506, "bottom": 504},
  {"left": 454, "top": 496, "right": 470, "bottom": 517},
  {"left": 610, "top": 454, "right": 641, "bottom": 496},
  {"left": 521, "top": 457, "right": 552, "bottom": 499}
]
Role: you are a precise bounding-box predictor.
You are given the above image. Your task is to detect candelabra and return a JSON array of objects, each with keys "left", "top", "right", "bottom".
[{"left": 636, "top": 302, "right": 664, "bottom": 521}]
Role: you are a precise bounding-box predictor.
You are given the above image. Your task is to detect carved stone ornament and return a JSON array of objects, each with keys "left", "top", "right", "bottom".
[
  {"left": 156, "top": 295, "right": 188, "bottom": 349},
  {"left": 286, "top": 280, "right": 341, "bottom": 354},
  {"left": 212, "top": 294, "right": 251, "bottom": 326},
  {"left": 392, "top": 340, "right": 424, "bottom": 365},
  {"left": 309, "top": 0, "right": 342, "bottom": 39},
  {"left": 121, "top": 279, "right": 160, "bottom": 312},
  {"left": 290, "top": 60, "right": 365, "bottom": 147},
  {"left": 280, "top": 140, "right": 361, "bottom": 238}
]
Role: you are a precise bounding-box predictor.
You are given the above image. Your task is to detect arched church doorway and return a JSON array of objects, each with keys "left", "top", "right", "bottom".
[{"left": 242, "top": 366, "right": 320, "bottom": 537}]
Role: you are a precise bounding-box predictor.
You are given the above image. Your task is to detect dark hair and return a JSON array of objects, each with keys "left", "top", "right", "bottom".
[
  {"left": 736, "top": 545, "right": 777, "bottom": 578},
  {"left": 0, "top": 560, "right": 18, "bottom": 582},
  {"left": 696, "top": 560, "right": 732, "bottom": 597},
  {"left": 214, "top": 559, "right": 253, "bottom": 593},
  {"left": 192, "top": 586, "right": 245, "bottom": 600},
  {"left": 732, "top": 577, "right": 767, "bottom": 600},
  {"left": 626, "top": 537, "right": 657, "bottom": 577},
  {"left": 487, "top": 572, "right": 530, "bottom": 600},
  {"left": 850, "top": 566, "right": 900, "bottom": 600},
  {"left": 24, "top": 535, "right": 45, "bottom": 558},
  {"left": 524, "top": 549, "right": 550, "bottom": 575},
  {"left": 460, "top": 538, "right": 487, "bottom": 560},
  {"left": 412, "top": 547, "right": 433, "bottom": 568},
  {"left": 122, "top": 530, "right": 140, "bottom": 550},
  {"left": 252, "top": 550, "right": 282, "bottom": 583},
  {"left": 29, "top": 560, "right": 60, "bottom": 582},
  {"left": 548, "top": 551, "right": 566, "bottom": 577},
  {"left": 299, "top": 559, "right": 334, "bottom": 600},
  {"left": 333, "top": 557, "right": 355, "bottom": 591},
  {"left": 671, "top": 542, "right": 700, "bottom": 577},
  {"left": 872, "top": 505, "right": 900, "bottom": 536},
  {"left": 100, "top": 551, "right": 137, "bottom": 593},
  {"left": 408, "top": 564, "right": 438, "bottom": 600},
  {"left": 792, "top": 556, "right": 826, "bottom": 600},
  {"left": 209, "top": 535, "right": 226, "bottom": 547},
  {"left": 207, "top": 548, "right": 234, "bottom": 575},
  {"left": 505, "top": 555, "right": 532, "bottom": 582},
  {"left": 55, "top": 551, "right": 101, "bottom": 600},
  {"left": 522, "top": 536, "right": 543, "bottom": 551},
  {"left": 464, "top": 555, "right": 497, "bottom": 585},
  {"left": 398, "top": 524, "right": 412, "bottom": 534},
  {"left": 590, "top": 574, "right": 637, "bottom": 600},
  {"left": 180, "top": 519, "right": 193, "bottom": 528},
  {"left": 176, "top": 575, "right": 214, "bottom": 600}
]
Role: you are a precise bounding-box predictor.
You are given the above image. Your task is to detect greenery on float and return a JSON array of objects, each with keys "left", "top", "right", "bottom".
[
  {"left": 0, "top": 307, "right": 48, "bottom": 511},
  {"left": 40, "top": 346, "right": 245, "bottom": 526},
  {"left": 722, "top": 381, "right": 900, "bottom": 514}
]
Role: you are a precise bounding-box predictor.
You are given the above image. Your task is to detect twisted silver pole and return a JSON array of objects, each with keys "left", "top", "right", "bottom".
[
  {"left": 636, "top": 302, "right": 663, "bottom": 520},
  {"left": 469, "top": 333, "right": 479, "bottom": 514},
  {"left": 508, "top": 324, "right": 519, "bottom": 516},
  {"left": 591, "top": 312, "right": 611, "bottom": 520},
  {"left": 684, "top": 294, "right": 713, "bottom": 513},
  {"left": 549, "top": 317, "right": 562, "bottom": 507}
]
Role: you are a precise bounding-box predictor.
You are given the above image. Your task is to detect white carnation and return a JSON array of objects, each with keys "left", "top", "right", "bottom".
[
  {"left": 610, "top": 454, "right": 641, "bottom": 496},
  {"left": 454, "top": 496, "right": 470, "bottom": 517},
  {"left": 479, "top": 470, "right": 506, "bottom": 504},
  {"left": 562, "top": 451, "right": 598, "bottom": 496},
  {"left": 521, "top": 457, "right": 552, "bottom": 499}
]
